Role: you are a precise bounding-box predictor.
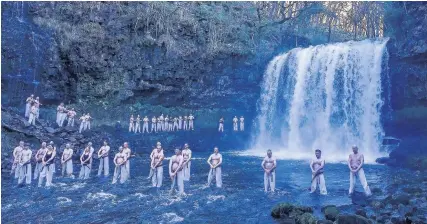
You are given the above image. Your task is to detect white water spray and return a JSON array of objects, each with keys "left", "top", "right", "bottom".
[{"left": 248, "top": 39, "right": 389, "bottom": 163}]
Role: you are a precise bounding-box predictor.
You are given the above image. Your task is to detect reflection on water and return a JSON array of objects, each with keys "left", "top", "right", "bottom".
[{"left": 1, "top": 152, "right": 392, "bottom": 223}]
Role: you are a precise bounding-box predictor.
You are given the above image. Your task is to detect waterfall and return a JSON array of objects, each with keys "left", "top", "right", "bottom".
[{"left": 249, "top": 39, "right": 390, "bottom": 163}]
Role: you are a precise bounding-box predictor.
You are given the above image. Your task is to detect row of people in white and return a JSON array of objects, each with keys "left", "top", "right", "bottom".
[
  {"left": 218, "top": 116, "right": 245, "bottom": 132},
  {"left": 129, "top": 114, "right": 195, "bottom": 133},
  {"left": 11, "top": 140, "right": 370, "bottom": 196},
  {"left": 261, "top": 146, "right": 371, "bottom": 197}
]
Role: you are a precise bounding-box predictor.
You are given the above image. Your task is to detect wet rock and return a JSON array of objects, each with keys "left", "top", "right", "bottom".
[
  {"left": 335, "top": 214, "right": 371, "bottom": 224},
  {"left": 351, "top": 192, "right": 369, "bottom": 206},
  {"left": 370, "top": 200, "right": 384, "bottom": 210},
  {"left": 317, "top": 220, "right": 333, "bottom": 224},
  {"left": 355, "top": 209, "right": 367, "bottom": 218},
  {"left": 392, "top": 193, "right": 411, "bottom": 205},
  {"left": 271, "top": 203, "right": 314, "bottom": 223},
  {"left": 45, "top": 127, "right": 55, "bottom": 134},
  {"left": 403, "top": 187, "right": 423, "bottom": 195},
  {"left": 321, "top": 205, "right": 340, "bottom": 221}
]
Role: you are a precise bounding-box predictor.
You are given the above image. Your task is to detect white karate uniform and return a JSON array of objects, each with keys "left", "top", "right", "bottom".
[
  {"left": 349, "top": 168, "right": 371, "bottom": 196},
  {"left": 61, "top": 148, "right": 74, "bottom": 177},
  {"left": 262, "top": 156, "right": 276, "bottom": 192},
  {"left": 97, "top": 146, "right": 110, "bottom": 177},
  {"left": 310, "top": 157, "right": 327, "bottom": 195},
  {"left": 142, "top": 118, "right": 149, "bottom": 133}
]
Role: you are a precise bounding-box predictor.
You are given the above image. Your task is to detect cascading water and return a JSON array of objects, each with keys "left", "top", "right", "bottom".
[{"left": 248, "top": 39, "right": 390, "bottom": 163}]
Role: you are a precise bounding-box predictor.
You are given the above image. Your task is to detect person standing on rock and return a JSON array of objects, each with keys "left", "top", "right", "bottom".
[
  {"left": 348, "top": 145, "right": 371, "bottom": 196},
  {"left": 85, "top": 113, "right": 92, "bottom": 130},
  {"left": 310, "top": 149, "right": 327, "bottom": 195},
  {"left": 169, "top": 117, "right": 174, "bottom": 131},
  {"left": 178, "top": 116, "right": 183, "bottom": 130},
  {"left": 56, "top": 103, "right": 65, "bottom": 127},
  {"left": 123, "top": 142, "right": 131, "bottom": 178},
  {"left": 79, "top": 114, "right": 87, "bottom": 133},
  {"left": 207, "top": 147, "right": 222, "bottom": 188},
  {"left": 232, "top": 116, "right": 238, "bottom": 131},
  {"left": 239, "top": 116, "right": 245, "bottom": 131},
  {"left": 129, "top": 115, "right": 134, "bottom": 132},
  {"left": 157, "top": 115, "right": 162, "bottom": 132},
  {"left": 182, "top": 143, "right": 192, "bottom": 181},
  {"left": 11, "top": 141, "right": 25, "bottom": 179},
  {"left": 28, "top": 103, "right": 37, "bottom": 125},
  {"left": 97, "top": 141, "right": 110, "bottom": 177},
  {"left": 134, "top": 115, "right": 141, "bottom": 133},
  {"left": 188, "top": 114, "right": 195, "bottom": 130},
  {"left": 18, "top": 145, "right": 32, "bottom": 185},
  {"left": 142, "top": 115, "right": 149, "bottom": 133},
  {"left": 262, "top": 149, "right": 276, "bottom": 192},
  {"left": 34, "top": 97, "right": 42, "bottom": 120},
  {"left": 183, "top": 116, "right": 188, "bottom": 131},
  {"left": 48, "top": 141, "right": 57, "bottom": 173},
  {"left": 112, "top": 146, "right": 128, "bottom": 184},
  {"left": 151, "top": 143, "right": 164, "bottom": 188},
  {"left": 169, "top": 148, "right": 185, "bottom": 195},
  {"left": 25, "top": 94, "right": 34, "bottom": 118},
  {"left": 61, "top": 143, "right": 74, "bottom": 178},
  {"left": 34, "top": 142, "right": 47, "bottom": 180},
  {"left": 79, "top": 145, "right": 93, "bottom": 179},
  {"left": 151, "top": 116, "right": 157, "bottom": 133},
  {"left": 67, "top": 108, "right": 76, "bottom": 127},
  {"left": 38, "top": 145, "right": 55, "bottom": 187},
  {"left": 218, "top": 117, "right": 224, "bottom": 132},
  {"left": 164, "top": 116, "right": 169, "bottom": 132}
]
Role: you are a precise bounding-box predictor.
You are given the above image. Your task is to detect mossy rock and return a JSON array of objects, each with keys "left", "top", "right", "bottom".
[
  {"left": 322, "top": 205, "right": 340, "bottom": 221},
  {"left": 296, "top": 212, "right": 317, "bottom": 224},
  {"left": 271, "top": 203, "right": 313, "bottom": 220}
]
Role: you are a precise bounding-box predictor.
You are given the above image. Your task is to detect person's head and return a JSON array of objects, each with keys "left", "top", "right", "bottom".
[
  {"left": 214, "top": 147, "right": 219, "bottom": 154},
  {"left": 315, "top": 149, "right": 321, "bottom": 158},
  {"left": 24, "top": 145, "right": 30, "bottom": 150},
  {"left": 241, "top": 116, "right": 243, "bottom": 118},
  {"left": 88, "top": 142, "right": 92, "bottom": 147},
  {"left": 71, "top": 108, "right": 74, "bottom": 111},
  {"left": 267, "top": 149, "right": 272, "bottom": 158},
  {"left": 124, "top": 142, "right": 128, "bottom": 148},
  {"left": 31, "top": 94, "right": 34, "bottom": 97},
  {"left": 41, "top": 142, "right": 47, "bottom": 147},
  {"left": 175, "top": 148, "right": 181, "bottom": 155},
  {"left": 137, "top": 115, "right": 140, "bottom": 117},
  {"left": 184, "top": 143, "right": 189, "bottom": 149},
  {"left": 60, "top": 102, "right": 64, "bottom": 106},
  {"left": 131, "top": 114, "right": 134, "bottom": 117},
  {"left": 156, "top": 142, "right": 162, "bottom": 149},
  {"left": 19, "top": 141, "right": 24, "bottom": 147},
  {"left": 49, "top": 141, "right": 54, "bottom": 146},
  {"left": 66, "top": 143, "right": 71, "bottom": 148},
  {"left": 47, "top": 145, "right": 53, "bottom": 151},
  {"left": 87, "top": 113, "right": 90, "bottom": 116},
  {"left": 103, "top": 141, "right": 108, "bottom": 146},
  {"left": 352, "top": 145, "right": 358, "bottom": 154},
  {"left": 36, "top": 97, "right": 39, "bottom": 100},
  {"left": 119, "top": 146, "right": 124, "bottom": 152}
]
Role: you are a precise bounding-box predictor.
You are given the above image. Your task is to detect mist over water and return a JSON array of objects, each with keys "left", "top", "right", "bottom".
[{"left": 249, "top": 39, "right": 390, "bottom": 163}]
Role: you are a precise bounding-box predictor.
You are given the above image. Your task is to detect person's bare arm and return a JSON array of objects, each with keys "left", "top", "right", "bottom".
[
  {"left": 61, "top": 152, "right": 65, "bottom": 163},
  {"left": 310, "top": 160, "right": 315, "bottom": 173},
  {"left": 64, "top": 150, "right": 73, "bottom": 162},
  {"left": 80, "top": 153, "right": 84, "bottom": 164},
  {"left": 113, "top": 154, "right": 118, "bottom": 166},
  {"left": 207, "top": 155, "right": 213, "bottom": 168},
  {"left": 169, "top": 157, "right": 173, "bottom": 177},
  {"left": 347, "top": 155, "right": 353, "bottom": 172},
  {"left": 261, "top": 158, "right": 267, "bottom": 172},
  {"left": 319, "top": 159, "right": 325, "bottom": 171},
  {"left": 46, "top": 151, "right": 56, "bottom": 164},
  {"left": 25, "top": 151, "right": 32, "bottom": 164},
  {"left": 97, "top": 148, "right": 103, "bottom": 157}
]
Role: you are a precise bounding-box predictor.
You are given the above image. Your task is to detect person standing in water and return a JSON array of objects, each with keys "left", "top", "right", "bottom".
[
  {"left": 178, "top": 116, "right": 183, "bottom": 130},
  {"left": 239, "top": 116, "right": 245, "bottom": 131},
  {"left": 148, "top": 142, "right": 163, "bottom": 179},
  {"left": 18, "top": 145, "right": 32, "bottom": 185},
  {"left": 34, "top": 142, "right": 47, "bottom": 180},
  {"left": 173, "top": 117, "right": 179, "bottom": 131},
  {"left": 97, "top": 141, "right": 110, "bottom": 177},
  {"left": 151, "top": 143, "right": 164, "bottom": 188},
  {"left": 135, "top": 115, "right": 141, "bottom": 133},
  {"left": 157, "top": 115, "right": 162, "bottom": 132},
  {"left": 48, "top": 141, "right": 57, "bottom": 173},
  {"left": 11, "top": 141, "right": 25, "bottom": 179},
  {"left": 348, "top": 145, "right": 371, "bottom": 196},
  {"left": 188, "top": 114, "right": 195, "bottom": 130},
  {"left": 61, "top": 143, "right": 74, "bottom": 178},
  {"left": 123, "top": 142, "right": 131, "bottom": 178},
  {"left": 310, "top": 149, "right": 327, "bottom": 195},
  {"left": 151, "top": 116, "right": 157, "bottom": 133},
  {"left": 79, "top": 145, "right": 93, "bottom": 179},
  {"left": 183, "top": 116, "right": 188, "bottom": 131},
  {"left": 262, "top": 149, "right": 276, "bottom": 192},
  {"left": 129, "top": 115, "right": 135, "bottom": 132},
  {"left": 182, "top": 143, "right": 192, "bottom": 181},
  {"left": 169, "top": 148, "right": 184, "bottom": 195},
  {"left": 164, "top": 116, "right": 169, "bottom": 132},
  {"left": 112, "top": 146, "right": 128, "bottom": 184},
  {"left": 233, "top": 116, "right": 238, "bottom": 131},
  {"left": 207, "top": 147, "right": 223, "bottom": 188},
  {"left": 218, "top": 117, "right": 224, "bottom": 132},
  {"left": 38, "top": 145, "right": 56, "bottom": 187},
  {"left": 142, "top": 115, "right": 149, "bottom": 133},
  {"left": 158, "top": 114, "right": 164, "bottom": 131},
  {"left": 25, "top": 94, "right": 34, "bottom": 118}
]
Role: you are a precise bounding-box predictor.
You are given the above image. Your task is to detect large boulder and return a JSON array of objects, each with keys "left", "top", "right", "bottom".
[
  {"left": 334, "top": 214, "right": 372, "bottom": 224},
  {"left": 322, "top": 205, "right": 340, "bottom": 221}
]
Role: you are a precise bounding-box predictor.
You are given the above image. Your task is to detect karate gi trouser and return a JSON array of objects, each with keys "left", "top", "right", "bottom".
[
  {"left": 207, "top": 167, "right": 222, "bottom": 188},
  {"left": 152, "top": 166, "right": 163, "bottom": 187},
  {"left": 18, "top": 163, "right": 32, "bottom": 185},
  {"left": 310, "top": 173, "right": 327, "bottom": 195},
  {"left": 97, "top": 157, "right": 109, "bottom": 176},
  {"left": 349, "top": 168, "right": 371, "bottom": 196},
  {"left": 171, "top": 170, "right": 184, "bottom": 194},
  {"left": 264, "top": 171, "right": 275, "bottom": 192}
]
